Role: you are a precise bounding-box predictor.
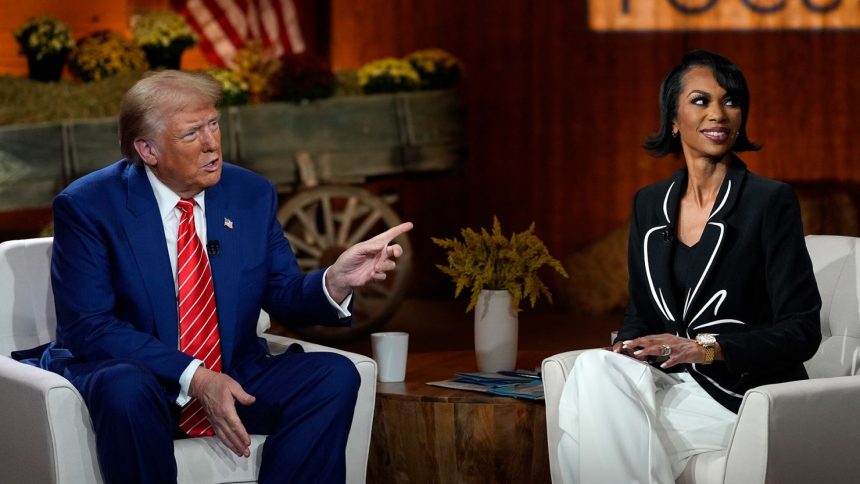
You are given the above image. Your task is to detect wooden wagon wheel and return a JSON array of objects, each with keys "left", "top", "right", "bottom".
[{"left": 276, "top": 185, "right": 412, "bottom": 342}]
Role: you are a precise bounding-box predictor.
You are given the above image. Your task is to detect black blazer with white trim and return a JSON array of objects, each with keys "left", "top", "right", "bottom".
[{"left": 617, "top": 156, "right": 822, "bottom": 413}]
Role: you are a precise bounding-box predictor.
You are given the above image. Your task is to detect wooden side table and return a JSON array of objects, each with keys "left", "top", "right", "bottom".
[{"left": 367, "top": 351, "right": 551, "bottom": 483}]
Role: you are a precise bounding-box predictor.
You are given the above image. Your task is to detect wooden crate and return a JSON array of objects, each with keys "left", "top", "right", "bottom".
[
  {"left": 0, "top": 123, "right": 64, "bottom": 210},
  {"left": 0, "top": 89, "right": 465, "bottom": 211}
]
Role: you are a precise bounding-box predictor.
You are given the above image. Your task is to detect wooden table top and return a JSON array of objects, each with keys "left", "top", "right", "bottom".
[{"left": 375, "top": 350, "right": 551, "bottom": 404}]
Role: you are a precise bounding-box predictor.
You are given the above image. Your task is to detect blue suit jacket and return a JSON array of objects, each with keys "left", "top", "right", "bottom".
[{"left": 50, "top": 160, "right": 348, "bottom": 400}]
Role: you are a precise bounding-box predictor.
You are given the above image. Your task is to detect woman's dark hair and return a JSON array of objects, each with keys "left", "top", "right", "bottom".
[{"left": 643, "top": 50, "right": 761, "bottom": 157}]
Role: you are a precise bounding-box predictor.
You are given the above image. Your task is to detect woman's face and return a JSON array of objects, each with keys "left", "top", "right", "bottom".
[{"left": 673, "top": 66, "right": 742, "bottom": 163}]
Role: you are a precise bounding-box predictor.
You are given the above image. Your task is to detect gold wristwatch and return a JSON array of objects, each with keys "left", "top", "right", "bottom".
[{"left": 695, "top": 333, "right": 717, "bottom": 364}]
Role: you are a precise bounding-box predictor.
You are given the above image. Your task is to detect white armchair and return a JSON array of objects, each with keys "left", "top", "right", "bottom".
[
  {"left": 0, "top": 237, "right": 377, "bottom": 484},
  {"left": 543, "top": 235, "right": 860, "bottom": 484}
]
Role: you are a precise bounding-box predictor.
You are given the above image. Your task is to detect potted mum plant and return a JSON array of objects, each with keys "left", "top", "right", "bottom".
[
  {"left": 68, "top": 31, "right": 148, "bottom": 82},
  {"left": 132, "top": 10, "right": 198, "bottom": 70},
  {"left": 231, "top": 43, "right": 282, "bottom": 103},
  {"left": 14, "top": 16, "right": 75, "bottom": 82},
  {"left": 357, "top": 57, "right": 421, "bottom": 94},
  {"left": 405, "top": 48, "right": 464, "bottom": 90},
  {"left": 433, "top": 217, "right": 568, "bottom": 371},
  {"left": 270, "top": 53, "right": 335, "bottom": 103},
  {"left": 206, "top": 68, "right": 250, "bottom": 106}
]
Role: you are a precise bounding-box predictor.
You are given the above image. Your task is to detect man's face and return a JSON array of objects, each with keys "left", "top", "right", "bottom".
[{"left": 143, "top": 102, "right": 222, "bottom": 198}]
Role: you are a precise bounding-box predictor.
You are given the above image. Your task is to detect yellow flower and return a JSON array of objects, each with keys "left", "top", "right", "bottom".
[
  {"left": 206, "top": 68, "right": 250, "bottom": 106},
  {"left": 404, "top": 48, "right": 463, "bottom": 90},
  {"left": 357, "top": 58, "right": 420, "bottom": 94},
  {"left": 230, "top": 44, "right": 281, "bottom": 103},
  {"left": 14, "top": 16, "right": 75, "bottom": 61},
  {"left": 433, "top": 217, "right": 569, "bottom": 312},
  {"left": 69, "top": 31, "right": 148, "bottom": 82},
  {"left": 132, "top": 11, "right": 197, "bottom": 50}
]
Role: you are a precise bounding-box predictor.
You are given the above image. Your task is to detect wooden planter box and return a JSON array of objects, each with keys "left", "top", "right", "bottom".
[{"left": 0, "top": 90, "right": 466, "bottom": 211}]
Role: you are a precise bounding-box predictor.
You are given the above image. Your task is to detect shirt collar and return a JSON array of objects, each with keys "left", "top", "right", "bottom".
[{"left": 144, "top": 165, "right": 206, "bottom": 221}]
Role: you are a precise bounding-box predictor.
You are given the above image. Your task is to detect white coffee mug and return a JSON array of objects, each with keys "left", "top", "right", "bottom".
[{"left": 371, "top": 332, "right": 409, "bottom": 382}]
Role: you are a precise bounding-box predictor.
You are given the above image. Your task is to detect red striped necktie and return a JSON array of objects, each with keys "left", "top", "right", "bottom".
[{"left": 176, "top": 199, "right": 222, "bottom": 437}]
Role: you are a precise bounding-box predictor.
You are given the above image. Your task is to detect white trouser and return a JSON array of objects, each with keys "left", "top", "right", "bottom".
[{"left": 557, "top": 349, "right": 737, "bottom": 484}]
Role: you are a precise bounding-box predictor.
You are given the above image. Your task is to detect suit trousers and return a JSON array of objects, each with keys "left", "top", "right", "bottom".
[
  {"left": 556, "top": 350, "right": 737, "bottom": 484},
  {"left": 65, "top": 350, "right": 360, "bottom": 484}
]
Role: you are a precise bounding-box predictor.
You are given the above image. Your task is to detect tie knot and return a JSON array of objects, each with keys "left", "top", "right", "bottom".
[{"left": 177, "top": 199, "right": 195, "bottom": 214}]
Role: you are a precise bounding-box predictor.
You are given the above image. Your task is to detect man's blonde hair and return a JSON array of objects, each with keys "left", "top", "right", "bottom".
[{"left": 119, "top": 70, "right": 222, "bottom": 165}]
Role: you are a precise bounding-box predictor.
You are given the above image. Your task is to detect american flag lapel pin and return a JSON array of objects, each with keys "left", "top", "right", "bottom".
[{"left": 224, "top": 217, "right": 233, "bottom": 230}]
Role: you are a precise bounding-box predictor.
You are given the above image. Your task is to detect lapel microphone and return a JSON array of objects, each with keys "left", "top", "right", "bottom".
[
  {"left": 207, "top": 240, "right": 220, "bottom": 256},
  {"left": 662, "top": 225, "right": 674, "bottom": 244}
]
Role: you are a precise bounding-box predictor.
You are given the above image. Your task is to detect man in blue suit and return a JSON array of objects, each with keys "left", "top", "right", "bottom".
[{"left": 49, "top": 70, "right": 412, "bottom": 483}]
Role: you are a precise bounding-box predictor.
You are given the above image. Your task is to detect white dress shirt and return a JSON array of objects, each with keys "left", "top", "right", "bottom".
[{"left": 144, "top": 166, "right": 351, "bottom": 406}]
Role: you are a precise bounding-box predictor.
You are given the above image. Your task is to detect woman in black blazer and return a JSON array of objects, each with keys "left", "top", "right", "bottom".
[{"left": 556, "top": 51, "right": 821, "bottom": 483}]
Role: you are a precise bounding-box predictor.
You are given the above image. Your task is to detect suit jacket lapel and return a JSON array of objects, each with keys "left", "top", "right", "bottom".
[
  {"left": 681, "top": 157, "right": 747, "bottom": 324},
  {"left": 644, "top": 171, "right": 684, "bottom": 330},
  {"left": 204, "top": 181, "right": 240, "bottom": 371},
  {"left": 122, "top": 163, "right": 178, "bottom": 343}
]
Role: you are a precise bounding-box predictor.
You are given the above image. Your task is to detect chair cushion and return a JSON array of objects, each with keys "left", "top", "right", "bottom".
[
  {"left": 677, "top": 450, "right": 726, "bottom": 484},
  {"left": 807, "top": 336, "right": 860, "bottom": 379},
  {"left": 174, "top": 434, "right": 266, "bottom": 484},
  {"left": 0, "top": 238, "right": 55, "bottom": 356},
  {"left": 804, "top": 235, "right": 860, "bottom": 378}
]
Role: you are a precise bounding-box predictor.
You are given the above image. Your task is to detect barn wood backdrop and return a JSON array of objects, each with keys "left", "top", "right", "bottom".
[{"left": 1, "top": 0, "right": 858, "bottom": 301}]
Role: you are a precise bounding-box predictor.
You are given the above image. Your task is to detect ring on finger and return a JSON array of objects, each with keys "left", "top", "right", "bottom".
[{"left": 660, "top": 344, "right": 672, "bottom": 357}]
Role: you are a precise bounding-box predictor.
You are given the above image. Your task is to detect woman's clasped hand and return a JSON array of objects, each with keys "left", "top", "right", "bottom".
[{"left": 611, "top": 334, "right": 709, "bottom": 368}]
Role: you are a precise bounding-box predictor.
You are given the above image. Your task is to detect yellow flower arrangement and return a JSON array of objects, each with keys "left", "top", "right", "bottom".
[
  {"left": 206, "top": 68, "right": 250, "bottom": 106},
  {"left": 132, "top": 11, "right": 197, "bottom": 49},
  {"left": 433, "top": 217, "right": 569, "bottom": 312},
  {"left": 405, "top": 48, "right": 463, "bottom": 90},
  {"left": 231, "top": 44, "right": 282, "bottom": 103},
  {"left": 69, "top": 31, "right": 148, "bottom": 82},
  {"left": 132, "top": 10, "right": 198, "bottom": 70},
  {"left": 357, "top": 57, "right": 420, "bottom": 94},
  {"left": 14, "top": 16, "right": 75, "bottom": 62}
]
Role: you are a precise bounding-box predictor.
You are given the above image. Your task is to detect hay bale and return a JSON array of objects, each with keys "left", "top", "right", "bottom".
[
  {"left": 794, "top": 181, "right": 860, "bottom": 237},
  {"left": 565, "top": 224, "right": 629, "bottom": 315}
]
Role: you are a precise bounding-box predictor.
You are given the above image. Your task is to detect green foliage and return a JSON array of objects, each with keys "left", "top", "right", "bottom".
[
  {"left": 68, "top": 31, "right": 148, "bottom": 82},
  {"left": 14, "top": 16, "right": 75, "bottom": 61},
  {"left": 432, "top": 217, "right": 569, "bottom": 313}
]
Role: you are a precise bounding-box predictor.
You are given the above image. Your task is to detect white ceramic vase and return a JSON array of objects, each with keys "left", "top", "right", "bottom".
[{"left": 473, "top": 289, "right": 518, "bottom": 372}]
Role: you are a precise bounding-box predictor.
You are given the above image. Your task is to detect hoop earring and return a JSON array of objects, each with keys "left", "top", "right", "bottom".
[{"left": 672, "top": 131, "right": 679, "bottom": 138}]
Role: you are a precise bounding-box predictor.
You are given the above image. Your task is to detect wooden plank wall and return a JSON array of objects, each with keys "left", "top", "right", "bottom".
[{"left": 328, "top": 0, "right": 860, "bottom": 293}]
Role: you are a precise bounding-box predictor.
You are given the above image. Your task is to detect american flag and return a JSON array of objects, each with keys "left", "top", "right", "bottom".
[{"left": 177, "top": 0, "right": 306, "bottom": 68}]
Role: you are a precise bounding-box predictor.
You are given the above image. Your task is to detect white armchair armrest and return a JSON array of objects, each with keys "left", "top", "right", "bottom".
[
  {"left": 0, "top": 355, "right": 102, "bottom": 484},
  {"left": 724, "top": 375, "right": 860, "bottom": 484}
]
